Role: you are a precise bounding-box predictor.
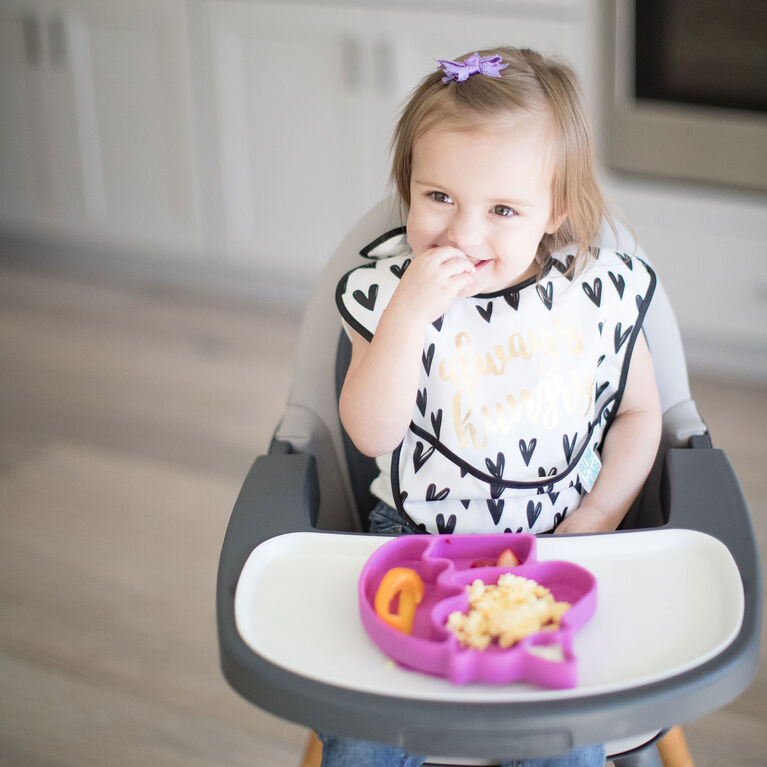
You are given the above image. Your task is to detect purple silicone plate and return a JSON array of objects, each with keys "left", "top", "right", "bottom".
[{"left": 358, "top": 534, "right": 597, "bottom": 687}]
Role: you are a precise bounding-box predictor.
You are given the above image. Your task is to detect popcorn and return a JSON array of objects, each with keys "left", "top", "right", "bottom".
[{"left": 447, "top": 573, "right": 570, "bottom": 650}]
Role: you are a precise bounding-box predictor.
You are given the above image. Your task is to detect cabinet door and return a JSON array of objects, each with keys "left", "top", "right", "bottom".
[
  {"left": 0, "top": 0, "right": 202, "bottom": 256},
  {"left": 208, "top": 1, "right": 375, "bottom": 281},
  {"left": 74, "top": 0, "right": 202, "bottom": 256},
  {"left": 0, "top": 4, "right": 44, "bottom": 227},
  {"left": 0, "top": 1, "right": 86, "bottom": 234}
]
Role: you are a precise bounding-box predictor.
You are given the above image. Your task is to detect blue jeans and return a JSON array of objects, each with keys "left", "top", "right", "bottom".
[
  {"left": 318, "top": 732, "right": 606, "bottom": 767},
  {"left": 368, "top": 499, "right": 418, "bottom": 535},
  {"left": 320, "top": 502, "right": 606, "bottom": 766}
]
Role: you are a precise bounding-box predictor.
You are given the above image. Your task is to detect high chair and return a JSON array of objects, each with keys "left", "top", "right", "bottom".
[{"left": 216, "top": 199, "right": 761, "bottom": 767}]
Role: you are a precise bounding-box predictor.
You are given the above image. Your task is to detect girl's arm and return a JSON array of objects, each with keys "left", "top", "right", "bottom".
[
  {"left": 554, "top": 333, "right": 662, "bottom": 534},
  {"left": 339, "top": 247, "right": 474, "bottom": 457}
]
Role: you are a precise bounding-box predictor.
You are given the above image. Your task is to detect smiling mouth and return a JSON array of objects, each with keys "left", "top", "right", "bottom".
[{"left": 468, "top": 257, "right": 490, "bottom": 269}]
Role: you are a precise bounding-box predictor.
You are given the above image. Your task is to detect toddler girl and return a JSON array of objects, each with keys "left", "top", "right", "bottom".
[{"left": 331, "top": 47, "right": 662, "bottom": 766}]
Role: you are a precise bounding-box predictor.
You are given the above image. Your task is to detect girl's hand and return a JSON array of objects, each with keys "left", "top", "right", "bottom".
[
  {"left": 553, "top": 501, "right": 617, "bottom": 535},
  {"left": 339, "top": 246, "right": 475, "bottom": 456},
  {"left": 391, "top": 246, "right": 475, "bottom": 324}
]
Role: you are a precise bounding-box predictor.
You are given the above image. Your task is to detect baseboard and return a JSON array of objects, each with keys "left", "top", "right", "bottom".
[{"left": 0, "top": 231, "right": 314, "bottom": 309}]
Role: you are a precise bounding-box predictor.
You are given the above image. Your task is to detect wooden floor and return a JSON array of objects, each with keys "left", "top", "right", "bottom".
[{"left": 0, "top": 260, "right": 765, "bottom": 766}]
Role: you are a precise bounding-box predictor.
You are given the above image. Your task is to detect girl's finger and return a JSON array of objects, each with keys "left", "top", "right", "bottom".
[{"left": 440, "top": 253, "right": 475, "bottom": 275}]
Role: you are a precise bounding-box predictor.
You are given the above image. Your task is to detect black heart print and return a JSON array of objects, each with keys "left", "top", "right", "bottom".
[
  {"left": 548, "top": 490, "right": 560, "bottom": 505},
  {"left": 562, "top": 254, "right": 576, "bottom": 279},
  {"left": 504, "top": 291, "right": 520, "bottom": 310},
  {"left": 538, "top": 466, "right": 556, "bottom": 494},
  {"left": 582, "top": 278, "right": 602, "bottom": 307},
  {"left": 536, "top": 281, "right": 553, "bottom": 311},
  {"left": 430, "top": 409, "right": 443, "bottom": 438},
  {"left": 608, "top": 271, "right": 625, "bottom": 298},
  {"left": 486, "top": 453, "right": 507, "bottom": 500},
  {"left": 389, "top": 258, "right": 411, "bottom": 278},
  {"left": 413, "top": 441, "right": 434, "bottom": 473},
  {"left": 460, "top": 499, "right": 471, "bottom": 509},
  {"left": 595, "top": 380, "right": 609, "bottom": 401},
  {"left": 617, "top": 252, "right": 633, "bottom": 270},
  {"left": 562, "top": 432, "right": 577, "bottom": 464},
  {"left": 485, "top": 452, "right": 505, "bottom": 478},
  {"left": 422, "top": 343, "right": 435, "bottom": 375},
  {"left": 426, "top": 483, "right": 450, "bottom": 502},
  {"left": 436, "top": 513, "right": 457, "bottom": 534},
  {"left": 614, "top": 322, "right": 633, "bottom": 353},
  {"left": 526, "top": 500, "right": 542, "bottom": 528},
  {"left": 487, "top": 499, "right": 505, "bottom": 525},
  {"left": 553, "top": 254, "right": 576, "bottom": 280},
  {"left": 416, "top": 388, "right": 427, "bottom": 416},
  {"left": 519, "top": 438, "right": 537, "bottom": 466},
  {"left": 476, "top": 302, "right": 493, "bottom": 323},
  {"left": 432, "top": 316, "right": 444, "bottom": 332},
  {"left": 352, "top": 283, "right": 378, "bottom": 311}
]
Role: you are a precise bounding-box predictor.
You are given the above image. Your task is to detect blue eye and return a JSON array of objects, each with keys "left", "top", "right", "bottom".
[
  {"left": 429, "top": 191, "right": 452, "bottom": 204},
  {"left": 493, "top": 205, "right": 516, "bottom": 217}
]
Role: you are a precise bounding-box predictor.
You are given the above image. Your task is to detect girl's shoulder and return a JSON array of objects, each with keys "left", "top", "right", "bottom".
[
  {"left": 548, "top": 246, "right": 656, "bottom": 303},
  {"left": 335, "top": 228, "right": 412, "bottom": 341},
  {"left": 563, "top": 247, "right": 655, "bottom": 282}
]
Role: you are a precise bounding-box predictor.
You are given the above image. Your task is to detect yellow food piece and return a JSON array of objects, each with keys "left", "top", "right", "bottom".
[{"left": 447, "top": 573, "right": 570, "bottom": 650}]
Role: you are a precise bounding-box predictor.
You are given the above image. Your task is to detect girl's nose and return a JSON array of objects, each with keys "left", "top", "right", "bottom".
[{"left": 446, "top": 210, "right": 483, "bottom": 253}]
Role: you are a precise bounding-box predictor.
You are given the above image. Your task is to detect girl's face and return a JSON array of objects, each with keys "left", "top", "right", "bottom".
[{"left": 406, "top": 115, "right": 563, "bottom": 295}]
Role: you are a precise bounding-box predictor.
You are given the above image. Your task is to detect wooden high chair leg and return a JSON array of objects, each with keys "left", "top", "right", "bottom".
[
  {"left": 656, "top": 727, "right": 694, "bottom": 767},
  {"left": 299, "top": 731, "right": 322, "bottom": 767}
]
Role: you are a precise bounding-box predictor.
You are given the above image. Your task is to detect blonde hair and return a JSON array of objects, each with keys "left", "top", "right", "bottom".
[{"left": 391, "top": 47, "right": 611, "bottom": 272}]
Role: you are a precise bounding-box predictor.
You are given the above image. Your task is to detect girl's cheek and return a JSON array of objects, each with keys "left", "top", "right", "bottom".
[{"left": 407, "top": 228, "right": 430, "bottom": 258}]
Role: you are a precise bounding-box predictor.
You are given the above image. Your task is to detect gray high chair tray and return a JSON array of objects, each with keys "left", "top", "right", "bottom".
[{"left": 216, "top": 202, "right": 761, "bottom": 761}]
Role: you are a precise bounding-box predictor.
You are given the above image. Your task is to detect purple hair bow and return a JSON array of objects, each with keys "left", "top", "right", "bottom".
[{"left": 436, "top": 52, "right": 508, "bottom": 83}]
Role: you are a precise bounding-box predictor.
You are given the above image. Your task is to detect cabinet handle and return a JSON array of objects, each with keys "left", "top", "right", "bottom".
[
  {"left": 22, "top": 13, "right": 42, "bottom": 67},
  {"left": 341, "top": 36, "right": 362, "bottom": 92},
  {"left": 48, "top": 15, "right": 67, "bottom": 69},
  {"left": 374, "top": 39, "right": 393, "bottom": 96}
]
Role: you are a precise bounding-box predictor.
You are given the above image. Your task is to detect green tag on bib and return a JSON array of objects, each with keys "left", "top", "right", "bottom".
[{"left": 577, "top": 444, "right": 602, "bottom": 493}]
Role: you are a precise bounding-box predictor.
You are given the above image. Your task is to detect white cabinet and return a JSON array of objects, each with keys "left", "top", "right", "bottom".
[
  {"left": 75, "top": 0, "right": 203, "bottom": 257},
  {"left": 1, "top": 0, "right": 587, "bottom": 281},
  {"left": 0, "top": 1, "right": 86, "bottom": 236},
  {"left": 206, "top": 0, "right": 585, "bottom": 285},
  {"left": 206, "top": 1, "right": 374, "bottom": 278},
  {"left": 0, "top": 0, "right": 203, "bottom": 258}
]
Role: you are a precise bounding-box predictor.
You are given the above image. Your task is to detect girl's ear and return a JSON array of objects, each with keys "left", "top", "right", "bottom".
[{"left": 545, "top": 209, "right": 568, "bottom": 235}]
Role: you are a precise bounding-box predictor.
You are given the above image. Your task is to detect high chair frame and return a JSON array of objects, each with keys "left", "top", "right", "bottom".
[{"left": 216, "top": 200, "right": 761, "bottom": 765}]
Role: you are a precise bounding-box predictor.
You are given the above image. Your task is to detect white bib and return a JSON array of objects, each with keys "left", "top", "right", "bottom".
[{"left": 337, "top": 228, "right": 656, "bottom": 534}]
